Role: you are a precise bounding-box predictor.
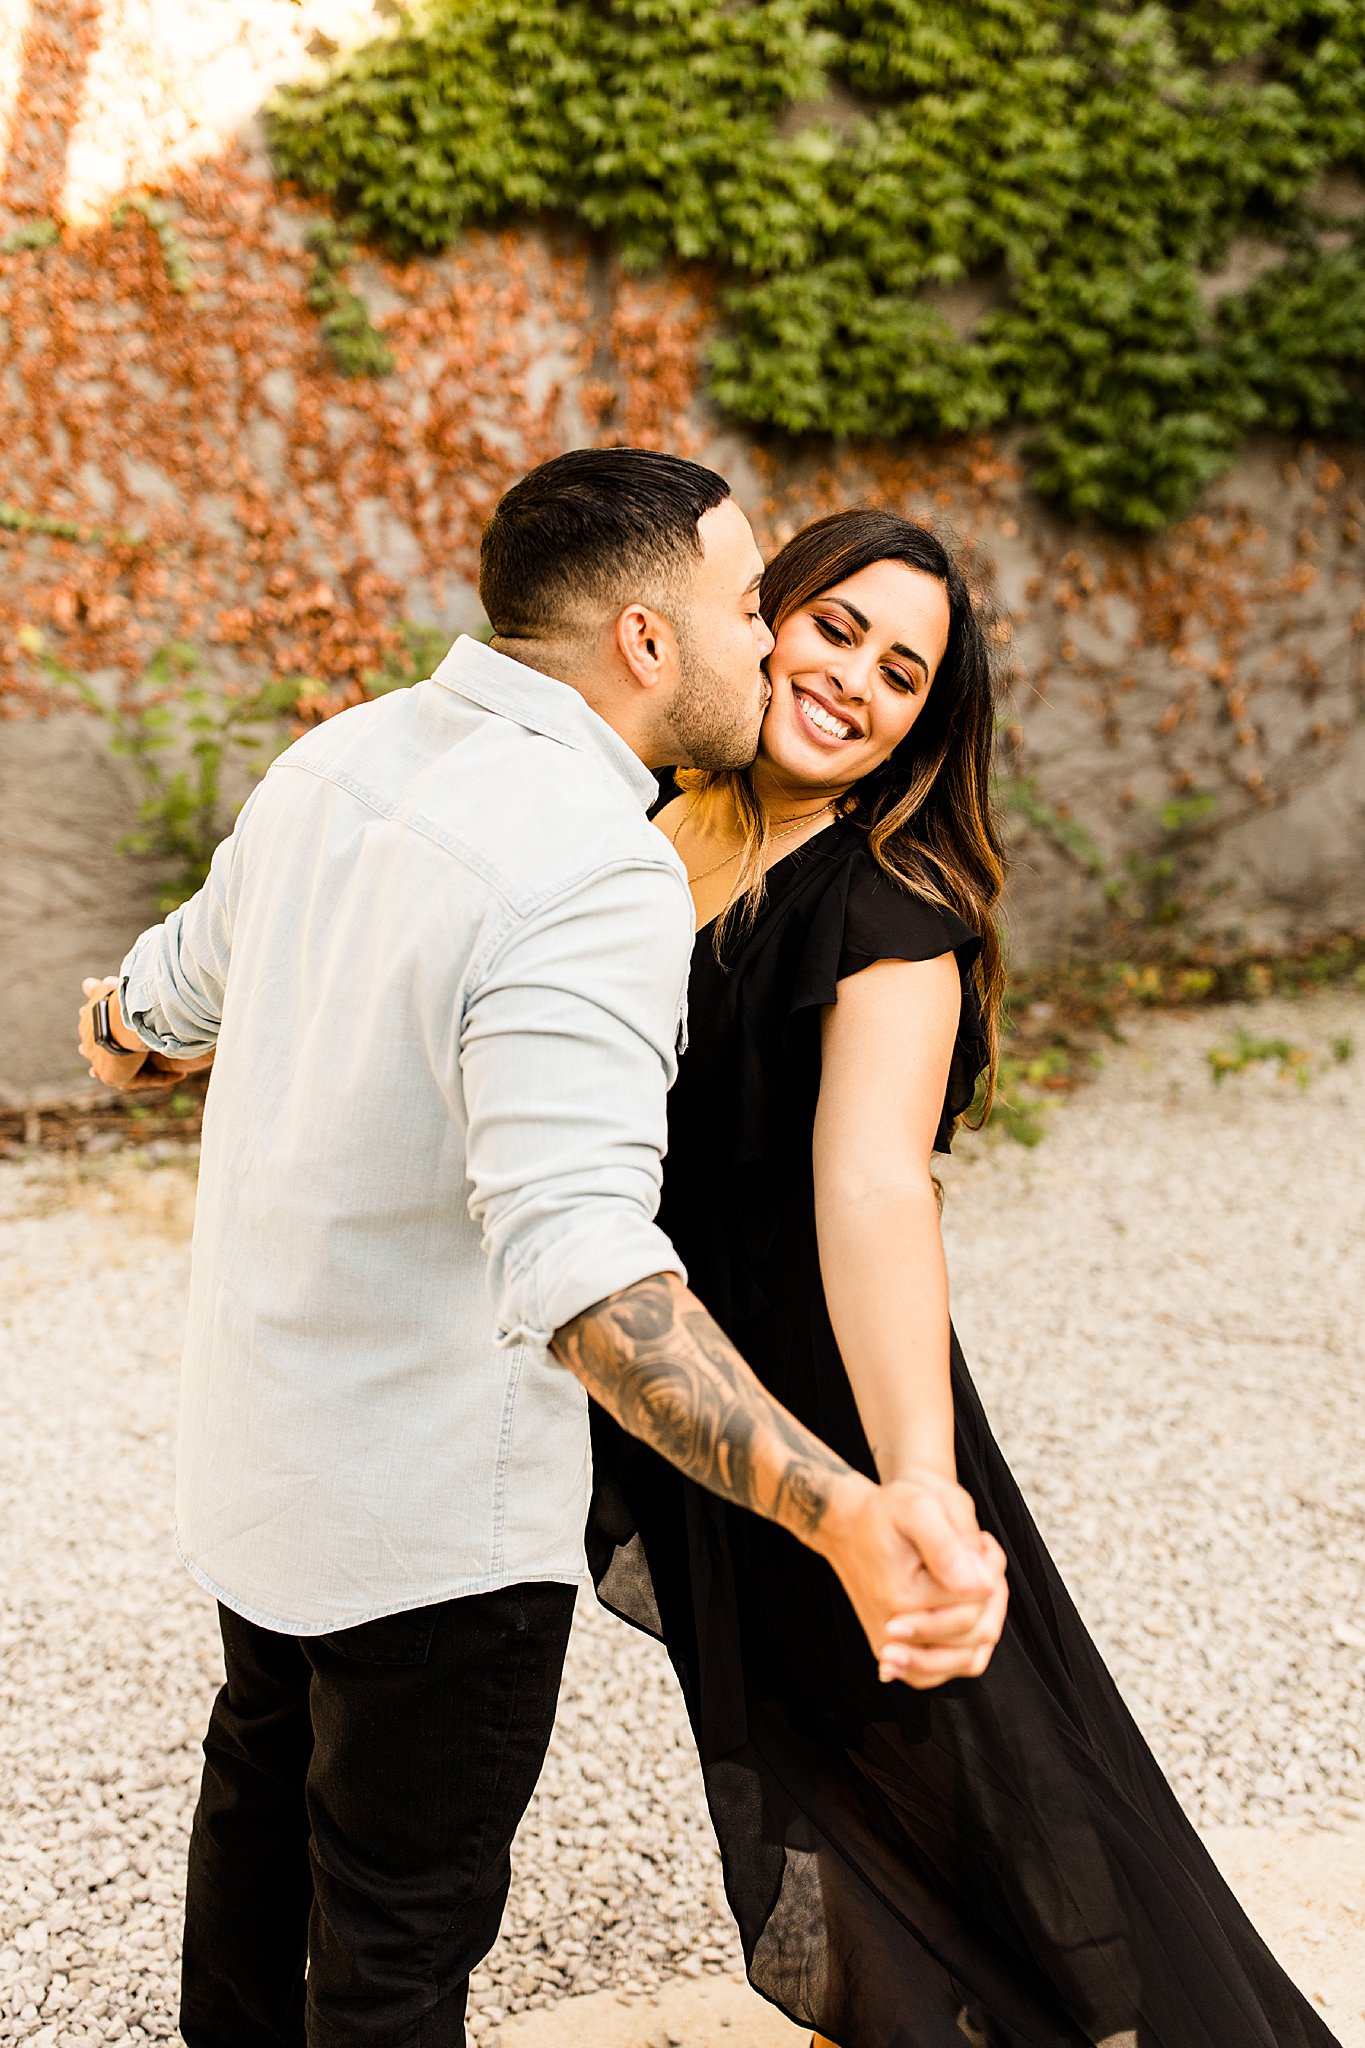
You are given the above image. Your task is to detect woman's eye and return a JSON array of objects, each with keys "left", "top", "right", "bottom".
[
  {"left": 884, "top": 669, "right": 916, "bottom": 693},
  {"left": 815, "top": 617, "right": 850, "bottom": 646}
]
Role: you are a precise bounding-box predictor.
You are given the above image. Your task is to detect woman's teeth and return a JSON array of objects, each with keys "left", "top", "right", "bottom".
[{"left": 796, "top": 690, "right": 856, "bottom": 741}]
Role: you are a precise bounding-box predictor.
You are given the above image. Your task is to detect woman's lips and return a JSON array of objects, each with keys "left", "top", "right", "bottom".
[{"left": 792, "top": 685, "right": 860, "bottom": 745}]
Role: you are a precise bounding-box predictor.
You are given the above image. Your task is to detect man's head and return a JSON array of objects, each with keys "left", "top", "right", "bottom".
[{"left": 479, "top": 448, "right": 772, "bottom": 771}]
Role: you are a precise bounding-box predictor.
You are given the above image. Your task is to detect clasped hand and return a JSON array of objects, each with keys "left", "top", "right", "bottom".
[
  {"left": 828, "top": 1468, "right": 1008, "bottom": 1691},
  {"left": 77, "top": 977, "right": 213, "bottom": 1090}
]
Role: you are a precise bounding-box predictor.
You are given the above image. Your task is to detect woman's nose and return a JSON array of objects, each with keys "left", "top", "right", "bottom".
[{"left": 835, "top": 658, "right": 872, "bottom": 704}]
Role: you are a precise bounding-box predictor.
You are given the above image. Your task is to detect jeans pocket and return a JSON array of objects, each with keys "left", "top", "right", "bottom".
[{"left": 314, "top": 1605, "right": 438, "bottom": 1667}]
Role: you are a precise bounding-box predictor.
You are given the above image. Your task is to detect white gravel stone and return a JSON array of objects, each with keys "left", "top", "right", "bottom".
[{"left": 1, "top": 991, "right": 1361, "bottom": 2035}]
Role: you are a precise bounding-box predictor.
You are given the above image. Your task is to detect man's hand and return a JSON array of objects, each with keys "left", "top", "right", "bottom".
[
  {"left": 814, "top": 1470, "right": 1007, "bottom": 1690},
  {"left": 78, "top": 977, "right": 215, "bottom": 1091},
  {"left": 876, "top": 1546, "right": 1009, "bottom": 1687},
  {"left": 873, "top": 1463, "right": 1009, "bottom": 1687}
]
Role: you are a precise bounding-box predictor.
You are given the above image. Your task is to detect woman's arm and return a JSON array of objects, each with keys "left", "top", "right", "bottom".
[{"left": 813, "top": 952, "right": 963, "bottom": 1486}]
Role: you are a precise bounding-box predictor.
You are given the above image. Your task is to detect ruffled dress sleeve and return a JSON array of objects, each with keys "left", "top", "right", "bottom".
[{"left": 785, "top": 845, "right": 988, "bottom": 1153}]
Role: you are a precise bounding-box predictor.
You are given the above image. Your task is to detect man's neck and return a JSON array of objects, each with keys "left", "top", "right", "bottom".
[
  {"left": 487, "top": 636, "right": 655, "bottom": 768},
  {"left": 487, "top": 633, "right": 573, "bottom": 682}
]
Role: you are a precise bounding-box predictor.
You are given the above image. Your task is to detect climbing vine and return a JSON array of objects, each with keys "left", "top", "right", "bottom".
[
  {"left": 111, "top": 195, "right": 194, "bottom": 295},
  {"left": 269, "top": 0, "right": 1365, "bottom": 531},
  {"left": 304, "top": 222, "right": 395, "bottom": 376}
]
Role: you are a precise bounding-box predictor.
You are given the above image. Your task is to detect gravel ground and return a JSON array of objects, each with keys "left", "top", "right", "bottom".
[{"left": 1, "top": 990, "right": 1362, "bottom": 2044}]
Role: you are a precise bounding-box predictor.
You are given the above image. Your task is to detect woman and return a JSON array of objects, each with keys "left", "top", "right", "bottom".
[{"left": 589, "top": 510, "right": 1338, "bottom": 2048}]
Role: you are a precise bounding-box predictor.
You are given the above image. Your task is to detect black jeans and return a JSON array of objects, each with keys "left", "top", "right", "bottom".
[{"left": 181, "top": 1582, "right": 577, "bottom": 2048}]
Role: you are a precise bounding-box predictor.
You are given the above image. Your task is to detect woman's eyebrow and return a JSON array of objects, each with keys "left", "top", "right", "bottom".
[{"left": 829, "top": 598, "right": 929, "bottom": 676}]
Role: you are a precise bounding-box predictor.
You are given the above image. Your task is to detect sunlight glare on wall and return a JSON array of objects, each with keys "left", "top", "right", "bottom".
[
  {"left": 59, "top": 0, "right": 384, "bottom": 227},
  {"left": 0, "top": 0, "right": 33, "bottom": 194}
]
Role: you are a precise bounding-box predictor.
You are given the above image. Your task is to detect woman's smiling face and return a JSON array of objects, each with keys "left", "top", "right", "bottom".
[{"left": 758, "top": 557, "right": 951, "bottom": 796}]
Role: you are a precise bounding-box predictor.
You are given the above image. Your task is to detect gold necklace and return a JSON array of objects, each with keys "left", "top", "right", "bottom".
[{"left": 670, "top": 798, "right": 837, "bottom": 887}]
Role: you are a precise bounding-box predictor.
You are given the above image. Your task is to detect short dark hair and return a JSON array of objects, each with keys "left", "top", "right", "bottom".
[{"left": 479, "top": 447, "right": 731, "bottom": 638}]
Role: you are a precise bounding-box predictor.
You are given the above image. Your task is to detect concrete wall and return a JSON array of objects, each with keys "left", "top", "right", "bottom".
[{"left": 0, "top": 714, "right": 172, "bottom": 1098}]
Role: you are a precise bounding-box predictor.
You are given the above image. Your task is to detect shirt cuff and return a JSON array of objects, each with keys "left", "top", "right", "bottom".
[
  {"left": 118, "top": 936, "right": 215, "bottom": 1058},
  {"left": 496, "top": 1220, "right": 685, "bottom": 1351}
]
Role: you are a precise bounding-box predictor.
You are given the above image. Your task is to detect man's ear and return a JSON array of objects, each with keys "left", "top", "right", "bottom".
[{"left": 615, "top": 603, "right": 678, "bottom": 690}]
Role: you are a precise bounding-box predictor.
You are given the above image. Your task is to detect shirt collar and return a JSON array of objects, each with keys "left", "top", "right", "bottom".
[{"left": 430, "top": 636, "right": 659, "bottom": 810}]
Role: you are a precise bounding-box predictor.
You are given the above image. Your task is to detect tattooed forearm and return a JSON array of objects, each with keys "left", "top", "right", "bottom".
[
  {"left": 553, "top": 1273, "right": 850, "bottom": 1544},
  {"left": 772, "top": 1462, "right": 833, "bottom": 1537}
]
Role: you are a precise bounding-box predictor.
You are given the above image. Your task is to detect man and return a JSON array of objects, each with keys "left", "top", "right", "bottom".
[{"left": 79, "top": 449, "right": 1005, "bottom": 2045}]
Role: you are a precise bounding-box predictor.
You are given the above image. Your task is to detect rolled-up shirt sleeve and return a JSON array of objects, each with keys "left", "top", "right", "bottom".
[
  {"left": 460, "top": 857, "right": 694, "bottom": 1351},
  {"left": 117, "top": 786, "right": 259, "bottom": 1057}
]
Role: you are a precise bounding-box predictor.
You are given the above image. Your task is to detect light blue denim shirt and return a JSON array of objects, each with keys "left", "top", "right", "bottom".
[{"left": 119, "top": 637, "right": 694, "bottom": 1634}]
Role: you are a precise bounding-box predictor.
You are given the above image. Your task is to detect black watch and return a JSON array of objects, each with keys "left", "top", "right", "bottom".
[{"left": 92, "top": 995, "right": 144, "bottom": 1056}]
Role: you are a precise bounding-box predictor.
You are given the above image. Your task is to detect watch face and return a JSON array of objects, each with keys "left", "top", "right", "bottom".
[
  {"left": 94, "top": 999, "right": 126, "bottom": 1053},
  {"left": 92, "top": 994, "right": 144, "bottom": 1057}
]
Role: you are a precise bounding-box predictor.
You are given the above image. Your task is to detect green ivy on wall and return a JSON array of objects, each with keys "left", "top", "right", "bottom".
[{"left": 269, "top": 0, "right": 1365, "bottom": 530}]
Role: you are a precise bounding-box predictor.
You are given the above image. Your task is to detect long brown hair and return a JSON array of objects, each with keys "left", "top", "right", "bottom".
[{"left": 680, "top": 508, "right": 1007, "bottom": 1123}]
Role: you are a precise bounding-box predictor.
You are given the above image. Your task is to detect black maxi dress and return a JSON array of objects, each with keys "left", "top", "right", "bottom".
[{"left": 588, "top": 818, "right": 1339, "bottom": 2048}]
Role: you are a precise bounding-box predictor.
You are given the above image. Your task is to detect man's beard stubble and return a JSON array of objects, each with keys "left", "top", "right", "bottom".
[{"left": 666, "top": 617, "right": 767, "bottom": 772}]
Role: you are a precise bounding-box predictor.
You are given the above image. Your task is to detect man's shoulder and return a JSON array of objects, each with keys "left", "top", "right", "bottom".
[
  {"left": 270, "top": 684, "right": 686, "bottom": 921},
  {"left": 265, "top": 686, "right": 416, "bottom": 791},
  {"left": 449, "top": 733, "right": 685, "bottom": 921}
]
